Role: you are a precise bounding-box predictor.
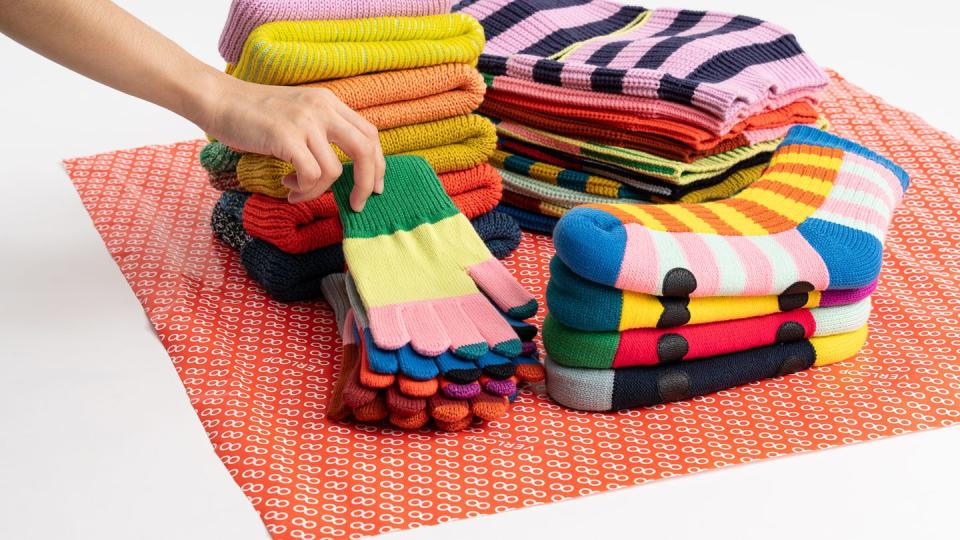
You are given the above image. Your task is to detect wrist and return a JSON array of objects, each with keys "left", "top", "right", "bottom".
[{"left": 178, "top": 65, "right": 236, "bottom": 133}]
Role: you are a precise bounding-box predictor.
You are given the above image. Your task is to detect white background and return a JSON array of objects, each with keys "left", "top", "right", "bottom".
[{"left": 1, "top": 1, "right": 958, "bottom": 539}]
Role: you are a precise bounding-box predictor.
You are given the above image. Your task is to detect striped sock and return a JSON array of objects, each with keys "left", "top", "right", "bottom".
[
  {"left": 547, "top": 257, "right": 876, "bottom": 331},
  {"left": 543, "top": 298, "right": 871, "bottom": 369},
  {"left": 545, "top": 326, "right": 869, "bottom": 411},
  {"left": 555, "top": 127, "right": 909, "bottom": 296}
]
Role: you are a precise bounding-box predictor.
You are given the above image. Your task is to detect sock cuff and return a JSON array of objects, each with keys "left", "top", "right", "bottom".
[{"left": 781, "top": 126, "right": 909, "bottom": 190}]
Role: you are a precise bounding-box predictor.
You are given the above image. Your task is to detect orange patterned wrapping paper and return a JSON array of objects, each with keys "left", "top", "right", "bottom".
[{"left": 64, "top": 72, "right": 959, "bottom": 540}]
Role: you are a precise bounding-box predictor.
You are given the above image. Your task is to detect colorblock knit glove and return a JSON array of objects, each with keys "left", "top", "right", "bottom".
[{"left": 333, "top": 156, "right": 538, "bottom": 359}]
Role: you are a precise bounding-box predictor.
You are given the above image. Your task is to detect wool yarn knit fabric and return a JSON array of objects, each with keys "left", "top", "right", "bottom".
[
  {"left": 555, "top": 126, "right": 910, "bottom": 297},
  {"left": 496, "top": 136, "right": 773, "bottom": 202},
  {"left": 494, "top": 117, "right": 828, "bottom": 185},
  {"left": 495, "top": 203, "right": 559, "bottom": 234},
  {"left": 218, "top": 0, "right": 454, "bottom": 63},
  {"left": 242, "top": 163, "right": 503, "bottom": 253},
  {"left": 543, "top": 298, "right": 872, "bottom": 369},
  {"left": 332, "top": 155, "right": 537, "bottom": 359},
  {"left": 203, "top": 114, "right": 497, "bottom": 199},
  {"left": 210, "top": 191, "right": 522, "bottom": 302},
  {"left": 456, "top": 1, "right": 828, "bottom": 122},
  {"left": 483, "top": 88, "right": 820, "bottom": 150},
  {"left": 481, "top": 94, "right": 820, "bottom": 162},
  {"left": 547, "top": 257, "right": 877, "bottom": 332},
  {"left": 301, "top": 64, "right": 486, "bottom": 131},
  {"left": 228, "top": 14, "right": 485, "bottom": 85},
  {"left": 545, "top": 325, "right": 869, "bottom": 411}
]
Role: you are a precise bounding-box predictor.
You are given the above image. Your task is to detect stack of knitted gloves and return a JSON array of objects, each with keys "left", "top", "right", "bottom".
[
  {"left": 454, "top": 0, "right": 829, "bottom": 233},
  {"left": 322, "top": 156, "right": 542, "bottom": 430},
  {"left": 205, "top": 0, "right": 524, "bottom": 301},
  {"left": 543, "top": 126, "right": 909, "bottom": 411}
]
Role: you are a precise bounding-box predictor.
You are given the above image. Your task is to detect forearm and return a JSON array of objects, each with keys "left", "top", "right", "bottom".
[{"left": 0, "top": 0, "right": 222, "bottom": 128}]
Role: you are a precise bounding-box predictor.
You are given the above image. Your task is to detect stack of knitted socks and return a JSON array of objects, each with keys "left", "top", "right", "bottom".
[
  {"left": 542, "top": 126, "right": 909, "bottom": 411},
  {"left": 453, "top": 0, "right": 830, "bottom": 232},
  {"left": 204, "top": 0, "right": 525, "bottom": 300},
  {"left": 322, "top": 155, "right": 543, "bottom": 430}
]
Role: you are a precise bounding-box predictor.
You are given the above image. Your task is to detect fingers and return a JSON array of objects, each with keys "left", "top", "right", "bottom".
[
  {"left": 287, "top": 134, "right": 342, "bottom": 204},
  {"left": 327, "top": 119, "right": 379, "bottom": 212},
  {"left": 330, "top": 99, "right": 385, "bottom": 195}
]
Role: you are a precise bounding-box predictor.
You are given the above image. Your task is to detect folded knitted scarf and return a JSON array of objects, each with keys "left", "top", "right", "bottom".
[
  {"left": 218, "top": 0, "right": 453, "bottom": 63},
  {"left": 544, "top": 325, "right": 868, "bottom": 411},
  {"left": 481, "top": 92, "right": 819, "bottom": 161},
  {"left": 456, "top": 1, "right": 828, "bottom": 122},
  {"left": 498, "top": 167, "right": 628, "bottom": 211},
  {"left": 202, "top": 115, "right": 497, "bottom": 198},
  {"left": 229, "top": 14, "right": 485, "bottom": 85},
  {"left": 501, "top": 191, "right": 566, "bottom": 219},
  {"left": 543, "top": 298, "right": 872, "bottom": 369},
  {"left": 302, "top": 64, "right": 486, "bottom": 131},
  {"left": 547, "top": 257, "right": 877, "bottom": 332},
  {"left": 491, "top": 149, "right": 645, "bottom": 200},
  {"left": 211, "top": 191, "right": 521, "bottom": 301},
  {"left": 495, "top": 203, "right": 558, "bottom": 234},
  {"left": 496, "top": 138, "right": 771, "bottom": 202},
  {"left": 493, "top": 116, "right": 828, "bottom": 185},
  {"left": 243, "top": 163, "right": 502, "bottom": 253}
]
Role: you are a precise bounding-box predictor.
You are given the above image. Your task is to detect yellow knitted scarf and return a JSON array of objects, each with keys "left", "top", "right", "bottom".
[{"left": 229, "top": 14, "right": 485, "bottom": 85}]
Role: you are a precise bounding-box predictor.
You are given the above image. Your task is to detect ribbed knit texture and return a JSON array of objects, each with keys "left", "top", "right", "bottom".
[
  {"left": 481, "top": 93, "right": 820, "bottom": 161},
  {"left": 469, "top": 211, "right": 521, "bottom": 260},
  {"left": 218, "top": 0, "right": 454, "bottom": 63},
  {"left": 491, "top": 149, "right": 645, "bottom": 200},
  {"left": 210, "top": 191, "right": 522, "bottom": 302},
  {"left": 497, "top": 136, "right": 773, "bottom": 201},
  {"left": 494, "top": 116, "right": 828, "bottom": 184},
  {"left": 229, "top": 14, "right": 485, "bottom": 85},
  {"left": 544, "top": 298, "right": 872, "bottom": 369},
  {"left": 547, "top": 257, "right": 878, "bottom": 332},
  {"left": 333, "top": 156, "right": 537, "bottom": 359},
  {"left": 545, "top": 325, "right": 869, "bottom": 411},
  {"left": 495, "top": 203, "right": 559, "bottom": 234},
  {"left": 203, "top": 115, "right": 497, "bottom": 199},
  {"left": 301, "top": 64, "right": 486, "bottom": 131},
  {"left": 555, "top": 126, "right": 910, "bottom": 296},
  {"left": 456, "top": 1, "right": 828, "bottom": 121},
  {"left": 242, "top": 163, "right": 502, "bottom": 253}
]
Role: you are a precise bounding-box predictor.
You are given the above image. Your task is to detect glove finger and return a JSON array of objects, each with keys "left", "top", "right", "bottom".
[
  {"left": 358, "top": 332, "right": 395, "bottom": 389},
  {"left": 433, "top": 298, "right": 488, "bottom": 360},
  {"left": 396, "top": 346, "right": 440, "bottom": 381},
  {"left": 512, "top": 354, "right": 545, "bottom": 383},
  {"left": 389, "top": 409, "right": 430, "bottom": 430},
  {"left": 470, "top": 391, "right": 510, "bottom": 421},
  {"left": 435, "top": 352, "right": 481, "bottom": 384},
  {"left": 428, "top": 394, "right": 472, "bottom": 423},
  {"left": 352, "top": 393, "right": 389, "bottom": 423},
  {"left": 440, "top": 378, "right": 481, "bottom": 399},
  {"left": 403, "top": 302, "right": 452, "bottom": 357},
  {"left": 481, "top": 376, "right": 517, "bottom": 397},
  {"left": 366, "top": 303, "right": 411, "bottom": 351},
  {"left": 397, "top": 375, "right": 439, "bottom": 398},
  {"left": 475, "top": 350, "right": 515, "bottom": 380},
  {"left": 460, "top": 294, "right": 522, "bottom": 358},
  {"left": 386, "top": 386, "right": 426, "bottom": 418},
  {"left": 468, "top": 258, "right": 538, "bottom": 319},
  {"left": 363, "top": 328, "right": 400, "bottom": 375}
]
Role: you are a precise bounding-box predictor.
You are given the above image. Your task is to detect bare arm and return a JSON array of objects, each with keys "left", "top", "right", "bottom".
[{"left": 0, "top": 0, "right": 385, "bottom": 210}]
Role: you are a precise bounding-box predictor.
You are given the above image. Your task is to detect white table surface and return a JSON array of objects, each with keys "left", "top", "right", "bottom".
[{"left": 1, "top": 1, "right": 958, "bottom": 539}]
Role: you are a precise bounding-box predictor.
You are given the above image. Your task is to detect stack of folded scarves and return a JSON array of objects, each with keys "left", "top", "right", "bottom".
[
  {"left": 318, "top": 155, "right": 543, "bottom": 431},
  {"left": 453, "top": 0, "right": 831, "bottom": 233},
  {"left": 542, "top": 126, "right": 909, "bottom": 411},
  {"left": 203, "top": 0, "right": 525, "bottom": 301}
]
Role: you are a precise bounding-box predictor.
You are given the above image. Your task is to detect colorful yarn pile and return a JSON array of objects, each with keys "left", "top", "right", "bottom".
[
  {"left": 543, "top": 126, "right": 909, "bottom": 410},
  {"left": 453, "top": 0, "right": 831, "bottom": 232},
  {"left": 203, "top": 0, "right": 524, "bottom": 303}
]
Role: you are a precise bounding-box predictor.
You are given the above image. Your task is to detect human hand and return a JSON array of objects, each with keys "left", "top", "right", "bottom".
[{"left": 196, "top": 76, "right": 386, "bottom": 211}]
